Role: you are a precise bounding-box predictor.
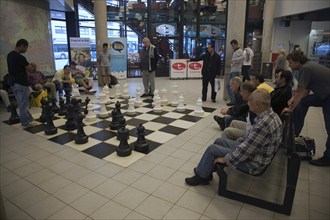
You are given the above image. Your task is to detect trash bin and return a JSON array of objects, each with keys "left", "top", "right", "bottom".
[{"left": 262, "top": 62, "right": 273, "bottom": 79}]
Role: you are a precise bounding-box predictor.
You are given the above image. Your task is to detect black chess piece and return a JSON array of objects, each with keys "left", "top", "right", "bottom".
[
  {"left": 115, "top": 101, "right": 123, "bottom": 118},
  {"left": 134, "top": 124, "right": 149, "bottom": 153},
  {"left": 75, "top": 113, "right": 88, "bottom": 144},
  {"left": 65, "top": 103, "right": 77, "bottom": 130},
  {"left": 44, "top": 100, "right": 58, "bottom": 135},
  {"left": 8, "top": 103, "right": 20, "bottom": 124},
  {"left": 84, "top": 97, "right": 90, "bottom": 115},
  {"left": 117, "top": 117, "right": 128, "bottom": 140},
  {"left": 64, "top": 88, "right": 71, "bottom": 105},
  {"left": 116, "top": 126, "right": 132, "bottom": 157},
  {"left": 39, "top": 97, "right": 48, "bottom": 123},
  {"left": 51, "top": 97, "right": 59, "bottom": 114},
  {"left": 58, "top": 97, "right": 67, "bottom": 116},
  {"left": 109, "top": 108, "right": 120, "bottom": 130}
]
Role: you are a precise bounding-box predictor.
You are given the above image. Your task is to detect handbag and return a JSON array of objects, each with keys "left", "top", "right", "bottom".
[{"left": 214, "top": 78, "right": 221, "bottom": 92}]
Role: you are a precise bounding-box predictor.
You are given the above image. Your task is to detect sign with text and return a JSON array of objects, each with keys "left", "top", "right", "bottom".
[
  {"left": 109, "top": 38, "right": 127, "bottom": 79},
  {"left": 187, "top": 61, "right": 203, "bottom": 78},
  {"left": 170, "top": 59, "right": 188, "bottom": 79},
  {"left": 70, "top": 37, "right": 91, "bottom": 71}
]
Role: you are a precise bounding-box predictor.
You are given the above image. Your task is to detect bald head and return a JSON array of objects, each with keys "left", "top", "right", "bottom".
[
  {"left": 142, "top": 37, "right": 151, "bottom": 47},
  {"left": 248, "top": 89, "right": 271, "bottom": 114}
]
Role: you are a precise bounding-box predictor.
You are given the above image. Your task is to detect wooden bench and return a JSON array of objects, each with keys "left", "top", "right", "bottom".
[{"left": 215, "top": 112, "right": 301, "bottom": 216}]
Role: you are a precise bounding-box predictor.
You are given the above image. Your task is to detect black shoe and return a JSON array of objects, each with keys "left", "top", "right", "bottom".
[
  {"left": 194, "top": 168, "right": 213, "bottom": 181},
  {"left": 226, "top": 102, "right": 234, "bottom": 106},
  {"left": 185, "top": 175, "right": 210, "bottom": 186},
  {"left": 109, "top": 85, "right": 113, "bottom": 88},
  {"left": 214, "top": 115, "right": 225, "bottom": 130},
  {"left": 202, "top": 98, "right": 206, "bottom": 102},
  {"left": 148, "top": 93, "right": 154, "bottom": 98},
  {"left": 212, "top": 99, "right": 216, "bottom": 103},
  {"left": 309, "top": 156, "right": 330, "bottom": 166},
  {"left": 140, "top": 94, "right": 148, "bottom": 98}
]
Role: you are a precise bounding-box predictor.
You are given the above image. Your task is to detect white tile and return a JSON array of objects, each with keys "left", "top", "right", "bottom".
[
  {"left": 112, "top": 168, "right": 143, "bottom": 185},
  {"left": 104, "top": 151, "right": 145, "bottom": 168},
  {"left": 146, "top": 131, "right": 176, "bottom": 144},
  {"left": 135, "top": 195, "right": 173, "bottom": 219},
  {"left": 90, "top": 200, "right": 131, "bottom": 219},
  {"left": 11, "top": 186, "right": 49, "bottom": 210},
  {"left": 169, "top": 119, "right": 195, "bottom": 129},
  {"left": 94, "top": 162, "right": 124, "bottom": 178},
  {"left": 25, "top": 196, "right": 66, "bottom": 219},
  {"left": 176, "top": 190, "right": 213, "bottom": 214},
  {"left": 152, "top": 182, "right": 187, "bottom": 203},
  {"left": 66, "top": 138, "right": 102, "bottom": 151},
  {"left": 134, "top": 113, "right": 159, "bottom": 121},
  {"left": 143, "top": 121, "right": 167, "bottom": 131},
  {"left": 160, "top": 156, "right": 186, "bottom": 170},
  {"left": 70, "top": 191, "right": 108, "bottom": 216},
  {"left": 53, "top": 182, "right": 89, "bottom": 204},
  {"left": 162, "top": 112, "right": 185, "bottom": 119},
  {"left": 12, "top": 162, "right": 43, "bottom": 177},
  {"left": 60, "top": 165, "right": 92, "bottom": 181},
  {"left": 128, "top": 159, "right": 156, "bottom": 174},
  {"left": 48, "top": 206, "right": 87, "bottom": 219},
  {"left": 163, "top": 204, "right": 201, "bottom": 219},
  {"left": 75, "top": 171, "right": 107, "bottom": 189},
  {"left": 146, "top": 165, "right": 176, "bottom": 181},
  {"left": 203, "top": 197, "right": 241, "bottom": 219},
  {"left": 124, "top": 211, "right": 151, "bottom": 219},
  {"left": 112, "top": 186, "right": 149, "bottom": 209},
  {"left": 1, "top": 178, "right": 34, "bottom": 199},
  {"left": 93, "top": 178, "right": 128, "bottom": 199},
  {"left": 131, "top": 175, "right": 163, "bottom": 194},
  {"left": 39, "top": 175, "right": 72, "bottom": 194}
]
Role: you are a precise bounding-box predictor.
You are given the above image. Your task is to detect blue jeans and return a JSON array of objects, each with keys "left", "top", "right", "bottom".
[
  {"left": 195, "top": 138, "right": 249, "bottom": 178},
  {"left": 11, "top": 83, "right": 33, "bottom": 126},
  {"left": 294, "top": 94, "right": 330, "bottom": 158},
  {"left": 227, "top": 72, "right": 240, "bottom": 102}
]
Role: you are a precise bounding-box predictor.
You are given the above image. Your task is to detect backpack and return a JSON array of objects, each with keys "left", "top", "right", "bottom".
[
  {"left": 294, "top": 136, "right": 316, "bottom": 160},
  {"left": 109, "top": 75, "right": 118, "bottom": 85}
]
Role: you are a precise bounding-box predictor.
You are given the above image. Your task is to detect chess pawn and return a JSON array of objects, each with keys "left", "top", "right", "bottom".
[
  {"left": 135, "top": 87, "right": 142, "bottom": 107},
  {"left": 102, "top": 84, "right": 110, "bottom": 95},
  {"left": 85, "top": 103, "right": 97, "bottom": 122},
  {"left": 44, "top": 100, "right": 58, "bottom": 135},
  {"left": 170, "top": 90, "right": 179, "bottom": 107},
  {"left": 109, "top": 108, "right": 120, "bottom": 130},
  {"left": 194, "top": 97, "right": 204, "bottom": 116},
  {"left": 134, "top": 124, "right": 149, "bottom": 153},
  {"left": 8, "top": 103, "right": 20, "bottom": 124},
  {"left": 98, "top": 93, "right": 109, "bottom": 118},
  {"left": 114, "top": 84, "right": 121, "bottom": 99},
  {"left": 160, "top": 88, "right": 168, "bottom": 105},
  {"left": 75, "top": 113, "right": 88, "bottom": 144},
  {"left": 116, "top": 126, "right": 132, "bottom": 157},
  {"left": 153, "top": 95, "right": 162, "bottom": 112},
  {"left": 65, "top": 103, "right": 77, "bottom": 130},
  {"left": 122, "top": 84, "right": 130, "bottom": 99},
  {"left": 152, "top": 89, "right": 159, "bottom": 107},
  {"left": 126, "top": 98, "right": 136, "bottom": 116},
  {"left": 177, "top": 94, "right": 185, "bottom": 112}
]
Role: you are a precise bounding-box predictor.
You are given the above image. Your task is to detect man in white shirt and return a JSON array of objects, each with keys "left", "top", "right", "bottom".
[{"left": 242, "top": 42, "right": 254, "bottom": 82}]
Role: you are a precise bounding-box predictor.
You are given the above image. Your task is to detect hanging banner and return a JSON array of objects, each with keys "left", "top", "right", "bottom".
[
  {"left": 70, "top": 37, "right": 91, "bottom": 73},
  {"left": 109, "top": 38, "right": 127, "bottom": 79},
  {"left": 187, "top": 61, "right": 203, "bottom": 78}
]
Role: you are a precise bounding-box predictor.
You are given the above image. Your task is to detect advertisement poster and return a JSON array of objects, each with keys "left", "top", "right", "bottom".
[
  {"left": 70, "top": 37, "right": 91, "bottom": 73},
  {"left": 109, "top": 38, "right": 127, "bottom": 79},
  {"left": 170, "top": 59, "right": 188, "bottom": 79},
  {"left": 187, "top": 61, "right": 203, "bottom": 78}
]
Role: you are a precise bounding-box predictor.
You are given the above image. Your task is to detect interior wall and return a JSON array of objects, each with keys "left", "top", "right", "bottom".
[{"left": 0, "top": 0, "right": 55, "bottom": 79}]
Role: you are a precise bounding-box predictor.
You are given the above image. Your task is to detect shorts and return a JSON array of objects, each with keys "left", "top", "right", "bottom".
[{"left": 99, "top": 66, "right": 110, "bottom": 76}]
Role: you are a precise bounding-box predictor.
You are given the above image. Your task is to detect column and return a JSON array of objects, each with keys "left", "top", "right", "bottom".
[
  {"left": 94, "top": 0, "right": 108, "bottom": 86},
  {"left": 261, "top": 0, "right": 276, "bottom": 78},
  {"left": 223, "top": 0, "right": 247, "bottom": 101}
]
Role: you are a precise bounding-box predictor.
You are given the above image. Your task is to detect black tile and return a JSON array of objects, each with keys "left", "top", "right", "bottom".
[
  {"left": 180, "top": 115, "right": 203, "bottom": 123},
  {"left": 132, "top": 140, "right": 162, "bottom": 154},
  {"left": 2, "top": 120, "right": 20, "bottom": 125},
  {"left": 24, "top": 124, "right": 45, "bottom": 134},
  {"left": 58, "top": 123, "right": 77, "bottom": 131},
  {"left": 159, "top": 125, "right": 186, "bottom": 135},
  {"left": 129, "top": 127, "right": 154, "bottom": 137},
  {"left": 147, "top": 110, "right": 169, "bottom": 116},
  {"left": 151, "top": 117, "right": 176, "bottom": 124},
  {"left": 173, "top": 109, "right": 194, "bottom": 115},
  {"left": 83, "top": 142, "right": 117, "bottom": 159},
  {"left": 90, "top": 120, "right": 111, "bottom": 129},
  {"left": 89, "top": 130, "right": 117, "bottom": 141},
  {"left": 48, "top": 132, "right": 75, "bottom": 145},
  {"left": 126, "top": 118, "right": 148, "bottom": 127},
  {"left": 203, "top": 106, "right": 217, "bottom": 113}
]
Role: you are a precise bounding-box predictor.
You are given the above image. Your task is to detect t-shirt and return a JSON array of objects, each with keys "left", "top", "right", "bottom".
[
  {"left": 243, "top": 47, "right": 254, "bottom": 66},
  {"left": 7, "top": 50, "right": 29, "bottom": 86},
  {"left": 98, "top": 52, "right": 110, "bottom": 66},
  {"left": 298, "top": 62, "right": 330, "bottom": 100}
]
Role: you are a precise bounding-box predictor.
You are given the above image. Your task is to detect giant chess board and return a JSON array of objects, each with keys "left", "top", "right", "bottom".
[{"left": 3, "top": 97, "right": 216, "bottom": 167}]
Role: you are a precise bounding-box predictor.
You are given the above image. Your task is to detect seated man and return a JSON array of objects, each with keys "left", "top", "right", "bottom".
[
  {"left": 250, "top": 74, "right": 274, "bottom": 94},
  {"left": 185, "top": 89, "right": 283, "bottom": 186},
  {"left": 52, "top": 65, "right": 75, "bottom": 95},
  {"left": 70, "top": 61, "right": 93, "bottom": 92},
  {"left": 27, "top": 62, "right": 56, "bottom": 98},
  {"left": 213, "top": 77, "right": 247, "bottom": 130}
]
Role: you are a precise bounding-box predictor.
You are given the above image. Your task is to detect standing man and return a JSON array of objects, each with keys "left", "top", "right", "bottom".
[
  {"left": 7, "top": 39, "right": 35, "bottom": 128},
  {"left": 97, "top": 43, "right": 111, "bottom": 87},
  {"left": 140, "top": 37, "right": 159, "bottom": 97},
  {"left": 284, "top": 51, "right": 330, "bottom": 166},
  {"left": 241, "top": 42, "right": 254, "bottom": 82},
  {"left": 227, "top": 39, "right": 243, "bottom": 105},
  {"left": 191, "top": 44, "right": 221, "bottom": 102}
]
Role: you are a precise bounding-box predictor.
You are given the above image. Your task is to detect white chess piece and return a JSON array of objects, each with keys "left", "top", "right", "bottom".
[
  {"left": 126, "top": 98, "right": 136, "bottom": 116},
  {"left": 152, "top": 89, "right": 159, "bottom": 107},
  {"left": 194, "top": 97, "right": 204, "bottom": 115},
  {"left": 98, "top": 93, "right": 109, "bottom": 118},
  {"left": 122, "top": 84, "right": 130, "bottom": 99},
  {"left": 103, "top": 84, "right": 110, "bottom": 95},
  {"left": 177, "top": 94, "right": 185, "bottom": 112},
  {"left": 114, "top": 84, "right": 121, "bottom": 99},
  {"left": 85, "top": 103, "right": 97, "bottom": 121},
  {"left": 153, "top": 95, "right": 162, "bottom": 112},
  {"left": 135, "top": 87, "right": 143, "bottom": 107},
  {"left": 160, "top": 88, "right": 168, "bottom": 105}
]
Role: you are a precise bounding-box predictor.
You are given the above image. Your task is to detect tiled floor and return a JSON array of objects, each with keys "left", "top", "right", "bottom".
[{"left": 1, "top": 77, "right": 329, "bottom": 220}]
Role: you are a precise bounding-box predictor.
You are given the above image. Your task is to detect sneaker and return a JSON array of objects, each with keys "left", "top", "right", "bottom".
[
  {"left": 140, "top": 94, "right": 148, "bottom": 98},
  {"left": 148, "top": 93, "right": 154, "bottom": 98},
  {"left": 214, "top": 115, "right": 225, "bottom": 130},
  {"left": 185, "top": 174, "right": 209, "bottom": 186},
  {"left": 22, "top": 121, "right": 38, "bottom": 129},
  {"left": 309, "top": 156, "right": 330, "bottom": 166}
]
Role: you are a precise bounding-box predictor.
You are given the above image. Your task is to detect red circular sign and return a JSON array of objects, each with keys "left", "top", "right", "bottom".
[
  {"left": 172, "top": 62, "right": 186, "bottom": 70},
  {"left": 189, "top": 62, "right": 202, "bottom": 70}
]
